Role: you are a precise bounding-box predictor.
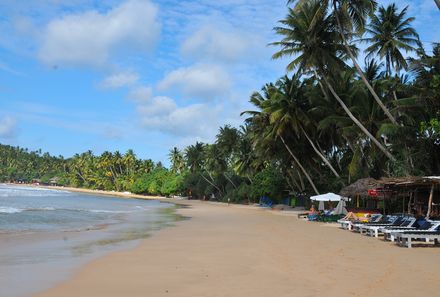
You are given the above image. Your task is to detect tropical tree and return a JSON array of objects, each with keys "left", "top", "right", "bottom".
[
  {"left": 168, "top": 147, "right": 185, "bottom": 173},
  {"left": 267, "top": 75, "right": 340, "bottom": 177},
  {"left": 363, "top": 4, "right": 421, "bottom": 76},
  {"left": 287, "top": 0, "right": 401, "bottom": 125},
  {"left": 184, "top": 142, "right": 205, "bottom": 173},
  {"left": 272, "top": 0, "right": 394, "bottom": 160},
  {"left": 242, "top": 83, "right": 320, "bottom": 194}
]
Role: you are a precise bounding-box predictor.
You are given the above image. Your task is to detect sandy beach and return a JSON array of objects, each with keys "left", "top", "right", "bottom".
[{"left": 32, "top": 198, "right": 440, "bottom": 297}]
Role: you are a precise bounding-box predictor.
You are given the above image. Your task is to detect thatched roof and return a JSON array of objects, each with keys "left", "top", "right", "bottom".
[
  {"left": 377, "top": 176, "right": 440, "bottom": 188},
  {"left": 340, "top": 178, "right": 378, "bottom": 197}
]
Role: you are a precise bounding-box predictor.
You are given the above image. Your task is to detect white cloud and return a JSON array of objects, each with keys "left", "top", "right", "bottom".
[
  {"left": 181, "top": 26, "right": 253, "bottom": 62},
  {"left": 136, "top": 95, "right": 219, "bottom": 138},
  {"left": 157, "top": 64, "right": 231, "bottom": 100},
  {"left": 128, "top": 86, "right": 153, "bottom": 102},
  {"left": 0, "top": 116, "right": 17, "bottom": 138},
  {"left": 99, "top": 71, "right": 139, "bottom": 89},
  {"left": 38, "top": 0, "right": 160, "bottom": 67}
]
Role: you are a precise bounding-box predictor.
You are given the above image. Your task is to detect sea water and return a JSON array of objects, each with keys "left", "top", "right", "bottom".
[{"left": 0, "top": 184, "right": 179, "bottom": 297}]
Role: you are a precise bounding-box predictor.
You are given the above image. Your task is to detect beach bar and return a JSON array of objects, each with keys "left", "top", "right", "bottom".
[
  {"left": 374, "top": 176, "right": 440, "bottom": 218},
  {"left": 341, "top": 176, "right": 440, "bottom": 218}
]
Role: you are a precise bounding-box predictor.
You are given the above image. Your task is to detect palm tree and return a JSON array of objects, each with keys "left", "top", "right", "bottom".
[
  {"left": 287, "top": 0, "right": 401, "bottom": 125},
  {"left": 215, "top": 125, "right": 241, "bottom": 187},
  {"left": 242, "top": 84, "right": 320, "bottom": 195},
  {"left": 268, "top": 75, "right": 340, "bottom": 177},
  {"left": 184, "top": 142, "right": 205, "bottom": 173},
  {"left": 272, "top": 0, "right": 394, "bottom": 160},
  {"left": 168, "top": 147, "right": 184, "bottom": 173},
  {"left": 216, "top": 125, "right": 240, "bottom": 163},
  {"left": 123, "top": 149, "right": 136, "bottom": 176},
  {"left": 363, "top": 4, "right": 421, "bottom": 76}
]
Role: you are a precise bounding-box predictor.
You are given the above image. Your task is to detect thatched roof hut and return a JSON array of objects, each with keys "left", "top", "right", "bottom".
[
  {"left": 376, "top": 176, "right": 440, "bottom": 188},
  {"left": 340, "top": 178, "right": 378, "bottom": 198}
]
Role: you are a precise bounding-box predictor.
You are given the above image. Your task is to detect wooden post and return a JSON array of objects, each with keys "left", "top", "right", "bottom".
[
  {"left": 426, "top": 184, "right": 434, "bottom": 219},
  {"left": 403, "top": 195, "right": 405, "bottom": 213},
  {"left": 407, "top": 192, "right": 412, "bottom": 214}
]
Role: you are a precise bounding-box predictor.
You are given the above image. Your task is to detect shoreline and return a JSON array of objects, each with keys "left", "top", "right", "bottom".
[
  {"left": 8, "top": 183, "right": 170, "bottom": 201},
  {"left": 33, "top": 199, "right": 440, "bottom": 297},
  {"left": 0, "top": 184, "right": 184, "bottom": 297}
]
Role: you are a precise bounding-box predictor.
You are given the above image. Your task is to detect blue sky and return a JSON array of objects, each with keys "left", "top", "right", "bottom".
[{"left": 0, "top": 0, "right": 439, "bottom": 164}]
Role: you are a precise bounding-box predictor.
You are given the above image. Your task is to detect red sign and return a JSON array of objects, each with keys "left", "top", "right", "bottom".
[{"left": 368, "top": 189, "right": 378, "bottom": 197}]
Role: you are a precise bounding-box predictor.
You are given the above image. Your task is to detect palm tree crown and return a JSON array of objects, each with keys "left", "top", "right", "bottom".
[{"left": 364, "top": 4, "right": 421, "bottom": 76}]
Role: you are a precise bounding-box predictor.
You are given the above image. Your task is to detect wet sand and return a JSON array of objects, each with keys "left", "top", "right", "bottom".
[{"left": 34, "top": 200, "right": 440, "bottom": 297}]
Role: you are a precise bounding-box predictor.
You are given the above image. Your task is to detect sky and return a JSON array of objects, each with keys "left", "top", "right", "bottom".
[{"left": 0, "top": 0, "right": 439, "bottom": 165}]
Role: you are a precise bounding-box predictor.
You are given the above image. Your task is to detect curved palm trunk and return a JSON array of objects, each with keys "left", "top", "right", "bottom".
[
  {"left": 333, "top": 2, "right": 399, "bottom": 126},
  {"left": 280, "top": 135, "right": 320, "bottom": 195},
  {"left": 200, "top": 173, "right": 223, "bottom": 195},
  {"left": 320, "top": 75, "right": 395, "bottom": 161},
  {"left": 287, "top": 170, "right": 303, "bottom": 192},
  {"left": 223, "top": 172, "right": 238, "bottom": 189},
  {"left": 300, "top": 125, "right": 340, "bottom": 177},
  {"left": 76, "top": 171, "right": 86, "bottom": 183},
  {"left": 296, "top": 167, "right": 305, "bottom": 191}
]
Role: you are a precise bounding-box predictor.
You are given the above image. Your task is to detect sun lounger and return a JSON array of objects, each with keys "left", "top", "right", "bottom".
[
  {"left": 391, "top": 221, "right": 440, "bottom": 247},
  {"left": 339, "top": 214, "right": 382, "bottom": 230},
  {"left": 394, "top": 229, "right": 440, "bottom": 248},
  {"left": 365, "top": 217, "right": 416, "bottom": 238},
  {"left": 353, "top": 216, "right": 398, "bottom": 233},
  {"left": 298, "top": 212, "right": 309, "bottom": 219},
  {"left": 383, "top": 220, "right": 438, "bottom": 242}
]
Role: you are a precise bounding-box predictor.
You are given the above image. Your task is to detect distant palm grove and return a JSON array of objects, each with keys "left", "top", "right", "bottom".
[{"left": 1, "top": 1, "right": 439, "bottom": 203}]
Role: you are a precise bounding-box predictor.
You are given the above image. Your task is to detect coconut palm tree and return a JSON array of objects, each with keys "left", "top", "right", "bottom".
[
  {"left": 242, "top": 84, "right": 320, "bottom": 195},
  {"left": 168, "top": 147, "right": 184, "bottom": 173},
  {"left": 184, "top": 142, "right": 205, "bottom": 173},
  {"left": 363, "top": 4, "right": 421, "bottom": 76},
  {"left": 233, "top": 125, "right": 260, "bottom": 183},
  {"left": 287, "top": 0, "right": 401, "bottom": 125},
  {"left": 123, "top": 149, "right": 136, "bottom": 176},
  {"left": 267, "top": 74, "right": 340, "bottom": 177},
  {"left": 272, "top": 0, "right": 394, "bottom": 160}
]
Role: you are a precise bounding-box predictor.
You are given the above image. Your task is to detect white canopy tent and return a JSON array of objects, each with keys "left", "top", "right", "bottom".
[
  {"left": 310, "top": 193, "right": 349, "bottom": 214},
  {"left": 310, "top": 192, "right": 346, "bottom": 202}
]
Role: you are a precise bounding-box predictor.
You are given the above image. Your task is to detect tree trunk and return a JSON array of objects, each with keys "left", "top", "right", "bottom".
[
  {"left": 300, "top": 126, "right": 340, "bottom": 177},
  {"left": 223, "top": 172, "right": 238, "bottom": 189},
  {"left": 280, "top": 135, "right": 320, "bottom": 195},
  {"left": 287, "top": 170, "right": 302, "bottom": 192},
  {"left": 76, "top": 171, "right": 86, "bottom": 183},
  {"left": 296, "top": 167, "right": 305, "bottom": 191},
  {"left": 320, "top": 75, "right": 395, "bottom": 161},
  {"left": 200, "top": 173, "right": 223, "bottom": 195},
  {"left": 333, "top": 2, "right": 399, "bottom": 125}
]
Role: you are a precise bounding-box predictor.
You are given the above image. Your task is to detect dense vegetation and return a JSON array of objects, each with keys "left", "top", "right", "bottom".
[{"left": 1, "top": 1, "right": 439, "bottom": 204}]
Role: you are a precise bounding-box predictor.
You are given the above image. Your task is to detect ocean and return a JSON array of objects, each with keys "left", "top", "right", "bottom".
[{"left": 0, "top": 184, "right": 179, "bottom": 297}]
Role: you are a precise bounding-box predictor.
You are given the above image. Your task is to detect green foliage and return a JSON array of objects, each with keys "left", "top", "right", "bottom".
[
  {"left": 130, "top": 168, "right": 182, "bottom": 196},
  {"left": 250, "top": 167, "right": 285, "bottom": 203}
]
